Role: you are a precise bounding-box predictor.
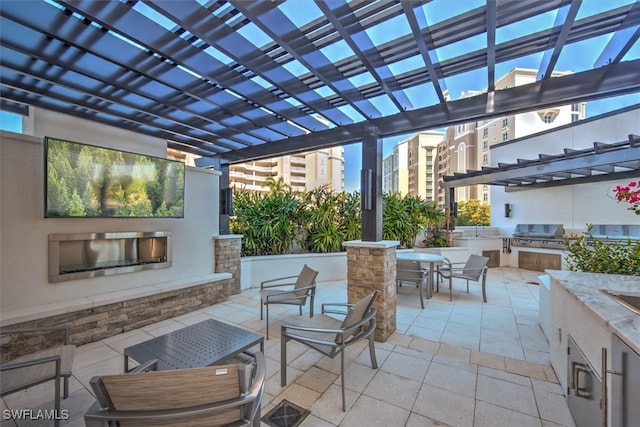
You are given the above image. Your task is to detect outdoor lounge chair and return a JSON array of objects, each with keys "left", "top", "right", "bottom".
[
  {"left": 396, "top": 259, "right": 428, "bottom": 308},
  {"left": 437, "top": 254, "right": 490, "bottom": 302},
  {"left": 0, "top": 326, "right": 76, "bottom": 427},
  {"left": 84, "top": 351, "right": 266, "bottom": 427},
  {"left": 281, "top": 290, "right": 378, "bottom": 411},
  {"left": 260, "top": 264, "right": 318, "bottom": 339}
]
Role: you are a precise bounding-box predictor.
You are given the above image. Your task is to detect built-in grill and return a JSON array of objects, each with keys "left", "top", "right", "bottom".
[
  {"left": 587, "top": 224, "right": 640, "bottom": 242},
  {"left": 511, "top": 224, "right": 639, "bottom": 250},
  {"left": 511, "top": 224, "right": 565, "bottom": 249}
]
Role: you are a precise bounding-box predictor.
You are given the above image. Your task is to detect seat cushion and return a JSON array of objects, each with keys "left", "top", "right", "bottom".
[
  {"left": 260, "top": 289, "right": 305, "bottom": 305},
  {"left": 284, "top": 315, "right": 342, "bottom": 356}
]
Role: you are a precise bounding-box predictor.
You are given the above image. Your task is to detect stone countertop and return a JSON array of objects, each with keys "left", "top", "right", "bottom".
[{"left": 547, "top": 270, "right": 640, "bottom": 353}]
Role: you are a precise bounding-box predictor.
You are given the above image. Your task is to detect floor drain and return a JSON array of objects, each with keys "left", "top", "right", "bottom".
[{"left": 262, "top": 399, "right": 310, "bottom": 427}]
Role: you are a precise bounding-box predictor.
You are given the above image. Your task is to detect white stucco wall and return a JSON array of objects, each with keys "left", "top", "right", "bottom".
[
  {"left": 490, "top": 107, "right": 640, "bottom": 237},
  {"left": 0, "top": 109, "right": 220, "bottom": 312}
]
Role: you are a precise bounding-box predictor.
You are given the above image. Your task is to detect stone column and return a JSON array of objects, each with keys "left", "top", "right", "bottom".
[
  {"left": 213, "top": 235, "right": 243, "bottom": 295},
  {"left": 343, "top": 240, "right": 400, "bottom": 342}
]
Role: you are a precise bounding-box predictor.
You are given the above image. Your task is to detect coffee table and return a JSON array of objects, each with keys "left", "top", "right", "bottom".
[{"left": 124, "top": 319, "right": 264, "bottom": 372}]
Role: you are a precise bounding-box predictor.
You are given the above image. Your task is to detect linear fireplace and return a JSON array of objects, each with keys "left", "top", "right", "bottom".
[{"left": 49, "top": 231, "right": 172, "bottom": 283}]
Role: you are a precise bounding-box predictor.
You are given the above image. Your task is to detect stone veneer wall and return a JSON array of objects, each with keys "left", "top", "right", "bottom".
[
  {"left": 214, "top": 235, "right": 243, "bottom": 295},
  {"left": 0, "top": 278, "right": 231, "bottom": 362},
  {"left": 344, "top": 241, "right": 399, "bottom": 342}
]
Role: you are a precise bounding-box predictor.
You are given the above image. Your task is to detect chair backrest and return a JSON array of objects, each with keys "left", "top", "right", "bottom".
[
  {"left": 462, "top": 255, "right": 490, "bottom": 280},
  {"left": 338, "top": 291, "right": 378, "bottom": 342},
  {"left": 89, "top": 357, "right": 263, "bottom": 427},
  {"left": 396, "top": 259, "right": 424, "bottom": 283},
  {"left": 293, "top": 264, "right": 318, "bottom": 297}
]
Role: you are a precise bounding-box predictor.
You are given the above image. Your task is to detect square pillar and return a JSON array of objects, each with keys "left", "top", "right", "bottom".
[
  {"left": 343, "top": 240, "right": 400, "bottom": 342},
  {"left": 213, "top": 234, "right": 243, "bottom": 295}
]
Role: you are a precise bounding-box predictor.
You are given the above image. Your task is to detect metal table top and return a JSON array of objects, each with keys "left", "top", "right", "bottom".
[
  {"left": 124, "top": 319, "right": 263, "bottom": 371},
  {"left": 396, "top": 252, "right": 444, "bottom": 263}
]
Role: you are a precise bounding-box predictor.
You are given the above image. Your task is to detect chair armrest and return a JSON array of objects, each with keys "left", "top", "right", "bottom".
[
  {"left": 1, "top": 326, "right": 71, "bottom": 344},
  {"left": 246, "top": 352, "right": 265, "bottom": 400},
  {"left": 440, "top": 260, "right": 466, "bottom": 267},
  {"left": 320, "top": 302, "right": 352, "bottom": 316},
  {"left": 265, "top": 285, "right": 315, "bottom": 302},
  {"left": 0, "top": 354, "right": 61, "bottom": 372},
  {"left": 282, "top": 309, "right": 376, "bottom": 345},
  {"left": 1, "top": 354, "right": 62, "bottom": 395},
  {"left": 281, "top": 324, "right": 345, "bottom": 347},
  {"left": 448, "top": 266, "right": 487, "bottom": 274},
  {"left": 260, "top": 275, "right": 299, "bottom": 289}
]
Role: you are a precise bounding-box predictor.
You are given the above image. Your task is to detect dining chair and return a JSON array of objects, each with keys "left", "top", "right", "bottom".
[
  {"left": 280, "top": 291, "right": 378, "bottom": 411},
  {"left": 437, "top": 254, "right": 490, "bottom": 302},
  {"left": 260, "top": 264, "right": 318, "bottom": 339},
  {"left": 396, "top": 259, "right": 428, "bottom": 308},
  {"left": 414, "top": 247, "right": 446, "bottom": 288}
]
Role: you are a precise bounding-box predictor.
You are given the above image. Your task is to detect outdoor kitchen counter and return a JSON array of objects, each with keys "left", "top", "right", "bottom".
[{"left": 546, "top": 270, "right": 640, "bottom": 353}]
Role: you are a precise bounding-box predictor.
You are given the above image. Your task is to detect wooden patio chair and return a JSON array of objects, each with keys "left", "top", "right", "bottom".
[
  {"left": 260, "top": 264, "right": 318, "bottom": 339},
  {"left": 84, "top": 351, "right": 266, "bottom": 427},
  {"left": 281, "top": 291, "right": 378, "bottom": 411},
  {"left": 1, "top": 326, "right": 76, "bottom": 427}
]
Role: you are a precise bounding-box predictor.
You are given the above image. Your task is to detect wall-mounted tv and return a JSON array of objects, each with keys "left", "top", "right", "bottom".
[{"left": 45, "top": 137, "right": 184, "bottom": 218}]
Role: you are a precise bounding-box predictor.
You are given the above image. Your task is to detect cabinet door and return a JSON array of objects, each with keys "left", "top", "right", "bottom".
[
  {"left": 482, "top": 250, "right": 500, "bottom": 268},
  {"left": 611, "top": 334, "right": 640, "bottom": 427},
  {"left": 518, "top": 251, "right": 561, "bottom": 272},
  {"left": 518, "top": 251, "right": 539, "bottom": 271},
  {"left": 538, "top": 253, "right": 561, "bottom": 270}
]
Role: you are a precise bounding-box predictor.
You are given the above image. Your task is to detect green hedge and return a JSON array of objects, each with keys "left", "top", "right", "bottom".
[{"left": 230, "top": 186, "right": 445, "bottom": 256}]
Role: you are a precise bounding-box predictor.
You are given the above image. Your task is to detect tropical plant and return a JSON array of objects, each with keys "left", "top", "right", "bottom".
[
  {"left": 382, "top": 193, "right": 444, "bottom": 248},
  {"left": 563, "top": 225, "right": 640, "bottom": 275},
  {"left": 302, "top": 186, "right": 362, "bottom": 253},
  {"left": 454, "top": 199, "right": 490, "bottom": 226},
  {"left": 231, "top": 185, "right": 307, "bottom": 256},
  {"left": 232, "top": 185, "right": 446, "bottom": 255}
]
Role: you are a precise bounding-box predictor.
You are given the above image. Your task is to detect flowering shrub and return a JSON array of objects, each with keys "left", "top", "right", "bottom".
[
  {"left": 564, "top": 225, "right": 640, "bottom": 276},
  {"left": 613, "top": 179, "right": 640, "bottom": 215}
]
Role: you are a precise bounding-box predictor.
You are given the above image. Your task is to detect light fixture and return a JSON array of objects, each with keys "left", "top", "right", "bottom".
[{"left": 505, "top": 203, "right": 512, "bottom": 218}]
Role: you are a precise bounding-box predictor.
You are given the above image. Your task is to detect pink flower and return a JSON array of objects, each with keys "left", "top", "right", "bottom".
[{"left": 613, "top": 179, "right": 640, "bottom": 215}]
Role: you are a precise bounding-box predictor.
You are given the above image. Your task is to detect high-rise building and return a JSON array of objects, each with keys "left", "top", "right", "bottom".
[
  {"left": 229, "top": 147, "right": 344, "bottom": 193},
  {"left": 305, "top": 147, "right": 344, "bottom": 192},
  {"left": 436, "top": 68, "right": 586, "bottom": 208},
  {"left": 383, "top": 131, "right": 444, "bottom": 200}
]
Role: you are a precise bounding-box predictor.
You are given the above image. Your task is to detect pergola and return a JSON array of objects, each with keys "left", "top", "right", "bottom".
[{"left": 1, "top": 0, "right": 640, "bottom": 240}]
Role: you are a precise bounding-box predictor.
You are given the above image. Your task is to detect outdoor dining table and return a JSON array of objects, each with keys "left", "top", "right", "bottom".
[{"left": 396, "top": 252, "right": 445, "bottom": 299}]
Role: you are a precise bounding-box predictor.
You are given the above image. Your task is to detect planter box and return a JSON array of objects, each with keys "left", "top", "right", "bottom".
[
  {"left": 241, "top": 252, "right": 347, "bottom": 290},
  {"left": 240, "top": 246, "right": 473, "bottom": 290}
]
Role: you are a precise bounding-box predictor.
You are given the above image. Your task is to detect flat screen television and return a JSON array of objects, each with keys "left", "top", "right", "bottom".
[{"left": 45, "top": 137, "right": 185, "bottom": 218}]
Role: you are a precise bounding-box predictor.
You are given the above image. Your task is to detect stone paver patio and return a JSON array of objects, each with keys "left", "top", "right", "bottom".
[{"left": 1, "top": 267, "right": 575, "bottom": 427}]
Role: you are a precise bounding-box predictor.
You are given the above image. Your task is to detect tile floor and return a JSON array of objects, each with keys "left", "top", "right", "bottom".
[{"left": 1, "top": 267, "right": 576, "bottom": 426}]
